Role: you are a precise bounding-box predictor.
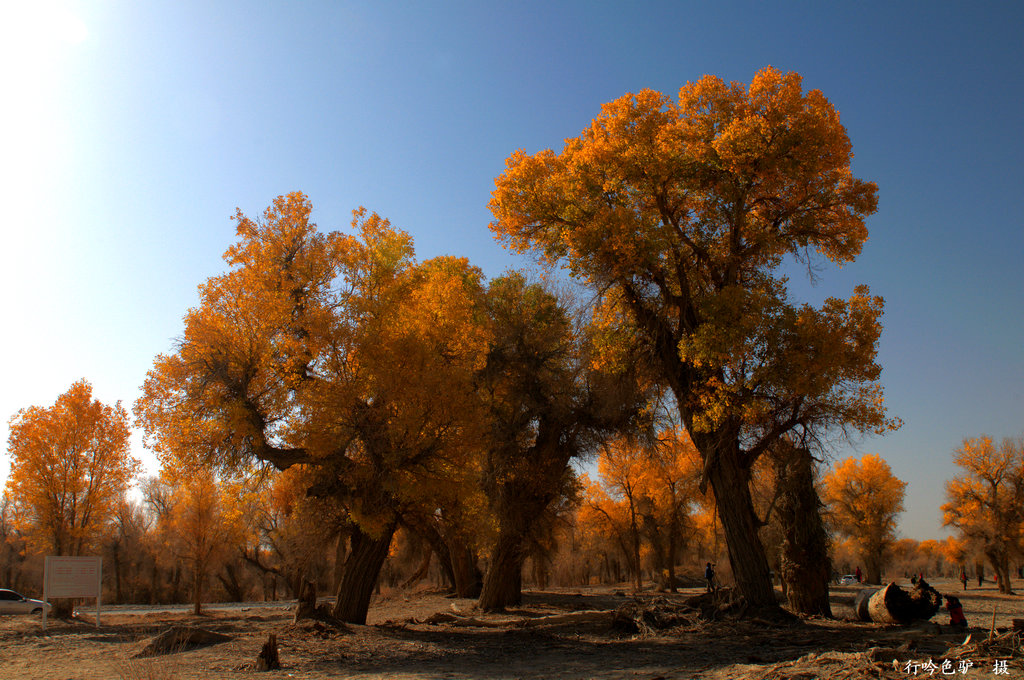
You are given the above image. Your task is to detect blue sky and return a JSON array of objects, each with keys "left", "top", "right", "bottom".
[{"left": 1, "top": 1, "right": 1021, "bottom": 541}]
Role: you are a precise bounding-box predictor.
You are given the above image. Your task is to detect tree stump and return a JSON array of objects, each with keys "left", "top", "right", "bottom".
[
  {"left": 255, "top": 633, "right": 280, "bottom": 671},
  {"left": 294, "top": 580, "right": 318, "bottom": 622}
]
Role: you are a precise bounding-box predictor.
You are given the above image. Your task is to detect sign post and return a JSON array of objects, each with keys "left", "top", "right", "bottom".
[{"left": 43, "top": 556, "right": 102, "bottom": 631}]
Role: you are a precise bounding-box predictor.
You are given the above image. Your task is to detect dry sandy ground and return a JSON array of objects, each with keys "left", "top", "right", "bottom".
[{"left": 0, "top": 578, "right": 1021, "bottom": 679}]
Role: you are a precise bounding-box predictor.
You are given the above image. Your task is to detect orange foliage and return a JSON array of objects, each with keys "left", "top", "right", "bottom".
[
  {"left": 161, "top": 469, "right": 247, "bottom": 614},
  {"left": 5, "top": 380, "right": 138, "bottom": 555},
  {"left": 135, "top": 193, "right": 489, "bottom": 537},
  {"left": 941, "top": 435, "right": 1024, "bottom": 592},
  {"left": 821, "top": 454, "right": 905, "bottom": 583},
  {"left": 488, "top": 67, "right": 899, "bottom": 604},
  {"left": 583, "top": 427, "right": 703, "bottom": 589}
]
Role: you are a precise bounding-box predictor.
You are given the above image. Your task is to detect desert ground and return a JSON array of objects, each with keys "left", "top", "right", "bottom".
[{"left": 1, "top": 578, "right": 1021, "bottom": 680}]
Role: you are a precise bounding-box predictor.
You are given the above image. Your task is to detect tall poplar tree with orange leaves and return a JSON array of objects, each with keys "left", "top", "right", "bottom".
[
  {"left": 135, "top": 193, "right": 490, "bottom": 624},
  {"left": 942, "top": 435, "right": 1024, "bottom": 594},
  {"left": 6, "top": 380, "right": 137, "bottom": 557},
  {"left": 821, "top": 454, "right": 906, "bottom": 584},
  {"left": 489, "top": 67, "right": 899, "bottom": 609}
]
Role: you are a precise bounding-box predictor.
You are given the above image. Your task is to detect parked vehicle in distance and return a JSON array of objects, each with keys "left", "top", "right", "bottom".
[
  {"left": 837, "top": 574, "right": 859, "bottom": 585},
  {"left": 0, "top": 589, "right": 51, "bottom": 614}
]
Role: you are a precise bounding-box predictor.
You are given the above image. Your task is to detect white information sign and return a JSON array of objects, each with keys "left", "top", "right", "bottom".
[{"left": 43, "top": 556, "right": 102, "bottom": 630}]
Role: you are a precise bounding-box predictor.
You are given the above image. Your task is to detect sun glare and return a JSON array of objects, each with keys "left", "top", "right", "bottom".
[
  {"left": 0, "top": 1, "right": 88, "bottom": 54},
  {"left": 0, "top": 0, "right": 88, "bottom": 239}
]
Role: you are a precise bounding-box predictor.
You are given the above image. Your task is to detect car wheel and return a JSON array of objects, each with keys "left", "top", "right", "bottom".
[{"left": 31, "top": 608, "right": 42, "bottom": 614}]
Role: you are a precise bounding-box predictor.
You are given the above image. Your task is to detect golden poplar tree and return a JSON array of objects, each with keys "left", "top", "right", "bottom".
[
  {"left": 489, "top": 67, "right": 900, "bottom": 609},
  {"left": 821, "top": 453, "right": 906, "bottom": 584},
  {"left": 6, "top": 379, "right": 137, "bottom": 556},
  {"left": 136, "top": 193, "right": 490, "bottom": 623},
  {"left": 942, "top": 435, "right": 1024, "bottom": 594}
]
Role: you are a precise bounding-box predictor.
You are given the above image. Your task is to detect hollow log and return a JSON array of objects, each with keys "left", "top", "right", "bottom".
[
  {"left": 867, "top": 580, "right": 942, "bottom": 624},
  {"left": 854, "top": 587, "right": 880, "bottom": 622}
]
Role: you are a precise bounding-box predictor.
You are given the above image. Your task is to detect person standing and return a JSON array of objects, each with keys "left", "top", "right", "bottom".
[
  {"left": 855, "top": 566, "right": 862, "bottom": 583},
  {"left": 704, "top": 562, "right": 716, "bottom": 593},
  {"left": 959, "top": 567, "right": 968, "bottom": 591}
]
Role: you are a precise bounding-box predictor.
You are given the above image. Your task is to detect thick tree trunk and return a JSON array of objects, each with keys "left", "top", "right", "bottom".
[
  {"left": 986, "top": 549, "right": 1015, "bottom": 595},
  {"left": 775, "top": 446, "right": 832, "bottom": 617},
  {"left": 479, "top": 530, "right": 525, "bottom": 611},
  {"left": 450, "top": 542, "right": 483, "bottom": 598},
  {"left": 332, "top": 532, "right": 347, "bottom": 595},
  {"left": 864, "top": 554, "right": 883, "bottom": 585},
  {"left": 332, "top": 523, "right": 395, "bottom": 624},
  {"left": 705, "top": 440, "right": 777, "bottom": 611}
]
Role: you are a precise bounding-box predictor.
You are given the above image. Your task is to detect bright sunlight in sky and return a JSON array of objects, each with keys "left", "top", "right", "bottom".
[
  {"left": 0, "top": 1, "right": 1021, "bottom": 541},
  {"left": 1, "top": 1, "right": 90, "bottom": 398}
]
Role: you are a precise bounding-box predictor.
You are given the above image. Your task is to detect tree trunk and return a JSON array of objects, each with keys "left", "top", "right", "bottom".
[
  {"left": 294, "top": 580, "right": 319, "bottom": 621},
  {"left": 193, "top": 562, "right": 203, "bottom": 615},
  {"left": 640, "top": 508, "right": 665, "bottom": 590},
  {"left": 112, "top": 543, "right": 123, "bottom": 604},
  {"left": 401, "top": 550, "right": 433, "bottom": 589},
  {"left": 986, "top": 549, "right": 1015, "bottom": 595},
  {"left": 332, "top": 523, "right": 395, "bottom": 624},
  {"left": 775, "top": 446, "right": 832, "bottom": 617},
  {"left": 629, "top": 511, "right": 642, "bottom": 592},
  {"left": 450, "top": 542, "right": 483, "bottom": 598},
  {"left": 332, "top": 532, "right": 347, "bottom": 595},
  {"left": 666, "top": 527, "right": 678, "bottom": 593},
  {"left": 705, "top": 439, "right": 777, "bottom": 611},
  {"left": 479, "top": 530, "right": 525, "bottom": 611},
  {"left": 864, "top": 554, "right": 883, "bottom": 585}
]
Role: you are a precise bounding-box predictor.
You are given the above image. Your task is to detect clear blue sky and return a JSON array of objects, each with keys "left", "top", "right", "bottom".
[{"left": 1, "top": 1, "right": 1021, "bottom": 541}]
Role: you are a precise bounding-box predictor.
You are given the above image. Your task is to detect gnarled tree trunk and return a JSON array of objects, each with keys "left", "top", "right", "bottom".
[
  {"left": 449, "top": 541, "right": 483, "bottom": 598},
  {"left": 775, "top": 445, "right": 832, "bottom": 617},
  {"left": 332, "top": 523, "right": 396, "bottom": 624},
  {"left": 704, "top": 438, "right": 777, "bottom": 611},
  {"left": 479, "top": 527, "right": 526, "bottom": 611}
]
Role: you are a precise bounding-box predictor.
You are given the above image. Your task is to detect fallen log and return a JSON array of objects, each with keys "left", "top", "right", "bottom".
[
  {"left": 521, "top": 610, "right": 613, "bottom": 628},
  {"left": 867, "top": 580, "right": 942, "bottom": 624},
  {"left": 421, "top": 612, "right": 506, "bottom": 628},
  {"left": 853, "top": 587, "right": 880, "bottom": 622},
  {"left": 421, "top": 609, "right": 614, "bottom": 629}
]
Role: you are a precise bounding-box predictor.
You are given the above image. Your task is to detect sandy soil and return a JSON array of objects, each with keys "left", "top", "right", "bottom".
[{"left": 1, "top": 578, "right": 1021, "bottom": 679}]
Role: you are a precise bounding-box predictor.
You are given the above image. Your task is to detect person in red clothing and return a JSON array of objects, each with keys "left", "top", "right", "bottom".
[
  {"left": 959, "top": 567, "right": 968, "bottom": 590},
  {"left": 855, "top": 566, "right": 862, "bottom": 583},
  {"left": 945, "top": 595, "right": 967, "bottom": 628}
]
